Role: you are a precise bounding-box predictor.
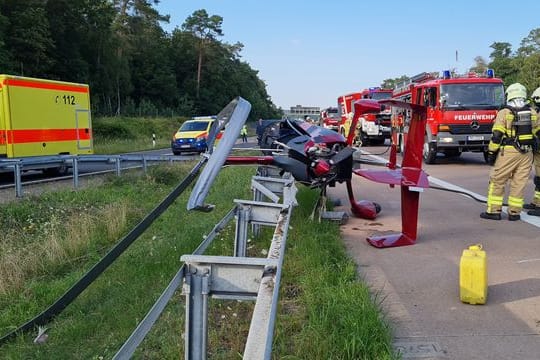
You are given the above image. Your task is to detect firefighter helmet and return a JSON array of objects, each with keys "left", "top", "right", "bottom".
[
  {"left": 532, "top": 87, "right": 540, "bottom": 102},
  {"left": 505, "top": 83, "right": 527, "bottom": 101}
]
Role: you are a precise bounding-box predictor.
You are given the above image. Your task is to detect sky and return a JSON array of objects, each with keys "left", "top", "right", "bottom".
[{"left": 155, "top": 0, "right": 540, "bottom": 110}]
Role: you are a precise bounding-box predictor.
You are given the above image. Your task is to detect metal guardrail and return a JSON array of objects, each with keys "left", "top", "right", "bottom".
[
  {"left": 0, "top": 157, "right": 209, "bottom": 346},
  {"left": 113, "top": 169, "right": 297, "bottom": 359},
  {"left": 1, "top": 157, "right": 299, "bottom": 358},
  {"left": 0, "top": 154, "right": 188, "bottom": 198}
]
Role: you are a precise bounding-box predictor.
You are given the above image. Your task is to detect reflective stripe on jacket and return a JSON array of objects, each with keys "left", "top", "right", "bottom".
[{"left": 488, "top": 107, "right": 538, "bottom": 152}]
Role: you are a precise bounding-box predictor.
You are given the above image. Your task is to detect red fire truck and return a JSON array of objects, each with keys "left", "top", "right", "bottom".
[
  {"left": 337, "top": 88, "right": 393, "bottom": 145},
  {"left": 390, "top": 70, "right": 504, "bottom": 164},
  {"left": 337, "top": 92, "right": 362, "bottom": 141},
  {"left": 319, "top": 106, "right": 340, "bottom": 131},
  {"left": 357, "top": 87, "right": 393, "bottom": 145}
]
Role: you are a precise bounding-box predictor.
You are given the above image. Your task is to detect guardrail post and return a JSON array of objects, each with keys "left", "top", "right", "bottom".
[
  {"left": 234, "top": 204, "right": 251, "bottom": 257},
  {"left": 250, "top": 173, "right": 295, "bottom": 236},
  {"left": 115, "top": 157, "right": 121, "bottom": 176},
  {"left": 72, "top": 157, "right": 79, "bottom": 189},
  {"left": 142, "top": 156, "right": 148, "bottom": 173},
  {"left": 14, "top": 163, "right": 23, "bottom": 198},
  {"left": 181, "top": 255, "right": 278, "bottom": 360},
  {"left": 252, "top": 187, "right": 263, "bottom": 237},
  {"left": 183, "top": 263, "right": 210, "bottom": 360}
]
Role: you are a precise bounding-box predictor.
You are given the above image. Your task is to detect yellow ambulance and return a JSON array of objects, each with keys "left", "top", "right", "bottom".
[{"left": 0, "top": 74, "right": 93, "bottom": 159}]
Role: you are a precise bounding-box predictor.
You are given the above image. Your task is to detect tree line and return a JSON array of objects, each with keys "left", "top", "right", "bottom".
[
  {"left": 381, "top": 28, "right": 540, "bottom": 95},
  {"left": 0, "top": 0, "right": 282, "bottom": 120}
]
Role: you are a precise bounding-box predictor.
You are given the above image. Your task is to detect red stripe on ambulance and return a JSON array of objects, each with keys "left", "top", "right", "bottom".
[
  {"left": 7, "top": 129, "right": 91, "bottom": 144},
  {"left": 3, "top": 79, "right": 89, "bottom": 93}
]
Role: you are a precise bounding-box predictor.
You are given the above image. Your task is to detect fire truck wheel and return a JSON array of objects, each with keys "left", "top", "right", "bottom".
[
  {"left": 423, "top": 135, "right": 437, "bottom": 164},
  {"left": 399, "top": 136, "right": 405, "bottom": 154},
  {"left": 483, "top": 150, "right": 490, "bottom": 163},
  {"left": 359, "top": 131, "right": 369, "bottom": 146}
]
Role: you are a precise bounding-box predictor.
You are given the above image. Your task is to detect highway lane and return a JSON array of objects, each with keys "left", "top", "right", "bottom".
[
  {"left": 331, "top": 144, "right": 540, "bottom": 359},
  {"left": 354, "top": 142, "right": 537, "bottom": 223}
]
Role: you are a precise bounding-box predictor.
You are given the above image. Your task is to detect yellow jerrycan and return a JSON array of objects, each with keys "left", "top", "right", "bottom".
[{"left": 459, "top": 244, "right": 487, "bottom": 305}]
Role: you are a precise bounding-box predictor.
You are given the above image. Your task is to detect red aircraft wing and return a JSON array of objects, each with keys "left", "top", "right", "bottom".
[{"left": 353, "top": 167, "right": 429, "bottom": 188}]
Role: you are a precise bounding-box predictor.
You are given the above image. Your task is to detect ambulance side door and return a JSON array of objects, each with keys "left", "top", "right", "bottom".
[
  {"left": 0, "top": 86, "right": 6, "bottom": 156},
  {"left": 76, "top": 108, "right": 92, "bottom": 151}
]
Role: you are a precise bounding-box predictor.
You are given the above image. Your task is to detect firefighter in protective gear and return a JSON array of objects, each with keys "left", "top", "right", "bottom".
[
  {"left": 480, "top": 83, "right": 538, "bottom": 221},
  {"left": 524, "top": 86, "right": 540, "bottom": 216}
]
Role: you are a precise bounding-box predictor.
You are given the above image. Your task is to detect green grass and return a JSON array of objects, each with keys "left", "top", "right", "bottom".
[
  {"left": 92, "top": 116, "right": 184, "bottom": 154},
  {"left": 0, "top": 163, "right": 246, "bottom": 359},
  {"left": 0, "top": 163, "right": 396, "bottom": 359},
  {"left": 272, "top": 189, "right": 396, "bottom": 359},
  {"left": 91, "top": 116, "right": 253, "bottom": 154}
]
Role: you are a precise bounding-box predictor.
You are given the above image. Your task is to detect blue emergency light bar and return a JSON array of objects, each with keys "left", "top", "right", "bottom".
[
  {"left": 486, "top": 69, "right": 494, "bottom": 78},
  {"left": 442, "top": 70, "right": 451, "bottom": 79}
]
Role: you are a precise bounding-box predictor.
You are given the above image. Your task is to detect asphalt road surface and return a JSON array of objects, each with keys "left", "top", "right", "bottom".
[{"left": 329, "top": 143, "right": 540, "bottom": 360}]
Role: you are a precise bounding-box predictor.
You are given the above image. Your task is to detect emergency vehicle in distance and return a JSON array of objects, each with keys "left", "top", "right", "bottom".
[
  {"left": 357, "top": 87, "right": 393, "bottom": 145},
  {"left": 171, "top": 116, "right": 216, "bottom": 155},
  {"left": 0, "top": 74, "right": 93, "bottom": 174},
  {"left": 319, "top": 106, "right": 340, "bottom": 131},
  {"left": 337, "top": 92, "right": 362, "bottom": 140},
  {"left": 390, "top": 70, "right": 504, "bottom": 164},
  {"left": 337, "top": 88, "right": 393, "bottom": 146}
]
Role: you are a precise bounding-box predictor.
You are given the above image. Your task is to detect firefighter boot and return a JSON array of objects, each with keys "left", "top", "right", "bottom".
[
  {"left": 527, "top": 208, "right": 540, "bottom": 217},
  {"left": 480, "top": 212, "right": 501, "bottom": 220},
  {"left": 508, "top": 214, "right": 521, "bottom": 221},
  {"left": 525, "top": 177, "right": 540, "bottom": 210}
]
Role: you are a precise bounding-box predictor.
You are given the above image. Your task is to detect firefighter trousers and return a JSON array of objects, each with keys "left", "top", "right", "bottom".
[{"left": 486, "top": 147, "right": 533, "bottom": 215}]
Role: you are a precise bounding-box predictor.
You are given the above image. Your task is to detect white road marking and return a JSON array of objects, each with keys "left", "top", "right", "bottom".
[{"left": 516, "top": 258, "right": 540, "bottom": 264}]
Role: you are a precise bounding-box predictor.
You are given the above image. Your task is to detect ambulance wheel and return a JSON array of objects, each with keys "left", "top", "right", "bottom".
[
  {"left": 423, "top": 135, "right": 437, "bottom": 164},
  {"left": 43, "top": 165, "right": 69, "bottom": 177}
]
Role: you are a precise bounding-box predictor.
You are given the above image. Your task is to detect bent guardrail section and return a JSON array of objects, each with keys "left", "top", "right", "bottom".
[{"left": 113, "top": 169, "right": 297, "bottom": 359}]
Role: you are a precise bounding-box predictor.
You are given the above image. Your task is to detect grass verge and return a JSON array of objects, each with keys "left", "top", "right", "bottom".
[
  {"left": 0, "top": 164, "right": 396, "bottom": 359},
  {"left": 92, "top": 116, "right": 183, "bottom": 154}
]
